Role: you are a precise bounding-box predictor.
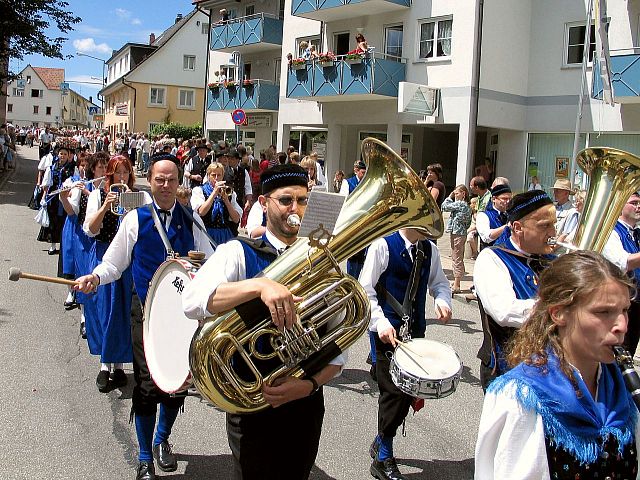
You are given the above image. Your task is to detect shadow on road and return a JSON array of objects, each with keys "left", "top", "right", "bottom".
[
  {"left": 459, "top": 365, "right": 481, "bottom": 388},
  {"left": 327, "top": 367, "right": 378, "bottom": 397},
  {"left": 435, "top": 317, "right": 482, "bottom": 335},
  {"left": 398, "top": 456, "right": 474, "bottom": 479}
]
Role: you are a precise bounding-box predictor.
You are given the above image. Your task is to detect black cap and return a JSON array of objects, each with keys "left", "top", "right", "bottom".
[
  {"left": 354, "top": 160, "right": 367, "bottom": 170},
  {"left": 197, "top": 144, "right": 211, "bottom": 152},
  {"left": 228, "top": 148, "right": 240, "bottom": 159},
  {"left": 261, "top": 164, "right": 309, "bottom": 195},
  {"left": 507, "top": 190, "right": 553, "bottom": 223},
  {"left": 491, "top": 184, "right": 512, "bottom": 197},
  {"left": 149, "top": 153, "right": 180, "bottom": 169}
]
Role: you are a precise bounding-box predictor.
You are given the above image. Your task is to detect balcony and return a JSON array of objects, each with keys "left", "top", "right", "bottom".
[
  {"left": 211, "top": 13, "right": 283, "bottom": 54},
  {"left": 286, "top": 53, "right": 406, "bottom": 102},
  {"left": 291, "top": 0, "right": 411, "bottom": 22},
  {"left": 592, "top": 49, "right": 640, "bottom": 104},
  {"left": 207, "top": 79, "right": 279, "bottom": 112}
]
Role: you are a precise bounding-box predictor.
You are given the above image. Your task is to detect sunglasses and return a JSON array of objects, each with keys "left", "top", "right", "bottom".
[{"left": 266, "top": 195, "right": 309, "bottom": 207}]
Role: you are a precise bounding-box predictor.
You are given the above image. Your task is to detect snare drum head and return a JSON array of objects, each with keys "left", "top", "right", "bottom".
[
  {"left": 143, "top": 260, "right": 198, "bottom": 393},
  {"left": 394, "top": 339, "right": 461, "bottom": 380}
]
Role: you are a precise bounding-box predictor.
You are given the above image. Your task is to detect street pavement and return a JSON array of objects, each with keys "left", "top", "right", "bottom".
[{"left": 0, "top": 145, "right": 485, "bottom": 479}]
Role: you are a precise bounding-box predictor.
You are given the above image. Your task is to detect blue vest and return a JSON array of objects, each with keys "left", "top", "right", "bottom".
[
  {"left": 239, "top": 234, "right": 277, "bottom": 279},
  {"left": 614, "top": 221, "right": 640, "bottom": 285},
  {"left": 347, "top": 176, "right": 359, "bottom": 194},
  {"left": 132, "top": 205, "right": 194, "bottom": 303},
  {"left": 377, "top": 232, "right": 432, "bottom": 337}
]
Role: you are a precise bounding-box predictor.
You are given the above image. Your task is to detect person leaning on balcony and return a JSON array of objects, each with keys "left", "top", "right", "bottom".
[
  {"left": 348, "top": 33, "right": 369, "bottom": 54},
  {"left": 219, "top": 8, "right": 229, "bottom": 24},
  {"left": 299, "top": 40, "right": 311, "bottom": 60},
  {"left": 309, "top": 44, "right": 319, "bottom": 60}
]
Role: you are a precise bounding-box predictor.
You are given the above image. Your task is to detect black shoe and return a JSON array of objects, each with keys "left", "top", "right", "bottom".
[
  {"left": 135, "top": 461, "right": 156, "bottom": 480},
  {"left": 111, "top": 369, "right": 127, "bottom": 388},
  {"left": 370, "top": 364, "right": 377, "bottom": 382},
  {"left": 370, "top": 458, "right": 406, "bottom": 480},
  {"left": 80, "top": 321, "right": 86, "bottom": 339},
  {"left": 366, "top": 352, "right": 373, "bottom": 365},
  {"left": 153, "top": 441, "right": 177, "bottom": 472},
  {"left": 64, "top": 301, "right": 80, "bottom": 311},
  {"left": 96, "top": 370, "right": 110, "bottom": 392},
  {"left": 369, "top": 436, "right": 380, "bottom": 459},
  {"left": 47, "top": 248, "right": 59, "bottom": 255}
]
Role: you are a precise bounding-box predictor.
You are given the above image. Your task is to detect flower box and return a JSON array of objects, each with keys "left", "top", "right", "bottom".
[
  {"left": 243, "top": 80, "right": 255, "bottom": 87},
  {"left": 345, "top": 57, "right": 363, "bottom": 65},
  {"left": 318, "top": 60, "right": 334, "bottom": 68},
  {"left": 208, "top": 83, "right": 220, "bottom": 90},
  {"left": 225, "top": 82, "right": 238, "bottom": 89},
  {"left": 291, "top": 62, "right": 306, "bottom": 70}
]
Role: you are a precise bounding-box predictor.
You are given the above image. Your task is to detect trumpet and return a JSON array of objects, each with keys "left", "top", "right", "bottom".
[
  {"left": 215, "top": 184, "right": 233, "bottom": 197},
  {"left": 47, "top": 176, "right": 105, "bottom": 196}
]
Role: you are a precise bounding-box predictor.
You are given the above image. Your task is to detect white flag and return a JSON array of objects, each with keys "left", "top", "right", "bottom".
[{"left": 595, "top": 0, "right": 615, "bottom": 105}]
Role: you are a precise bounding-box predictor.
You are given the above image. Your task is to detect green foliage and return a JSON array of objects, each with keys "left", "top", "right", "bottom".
[
  {"left": 1, "top": 0, "right": 81, "bottom": 84},
  {"left": 149, "top": 122, "right": 203, "bottom": 139}
]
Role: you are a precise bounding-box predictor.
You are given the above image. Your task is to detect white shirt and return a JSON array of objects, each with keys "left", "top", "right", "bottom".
[
  {"left": 42, "top": 163, "right": 79, "bottom": 189},
  {"left": 190, "top": 186, "right": 243, "bottom": 219},
  {"left": 91, "top": 200, "right": 213, "bottom": 285},
  {"left": 602, "top": 221, "right": 634, "bottom": 272},
  {"left": 359, "top": 232, "right": 452, "bottom": 334},
  {"left": 142, "top": 139, "right": 151, "bottom": 154},
  {"left": 473, "top": 242, "right": 536, "bottom": 328},
  {"left": 555, "top": 200, "right": 574, "bottom": 233},
  {"left": 246, "top": 201, "right": 265, "bottom": 238},
  {"left": 182, "top": 229, "right": 347, "bottom": 369},
  {"left": 475, "top": 210, "right": 505, "bottom": 244},
  {"left": 315, "top": 161, "right": 327, "bottom": 186},
  {"left": 38, "top": 153, "right": 53, "bottom": 171},
  {"left": 339, "top": 178, "right": 351, "bottom": 196}
]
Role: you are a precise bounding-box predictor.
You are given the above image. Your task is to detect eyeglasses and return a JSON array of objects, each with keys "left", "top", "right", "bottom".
[
  {"left": 266, "top": 195, "right": 309, "bottom": 206},
  {"left": 627, "top": 201, "right": 640, "bottom": 207},
  {"left": 153, "top": 177, "right": 178, "bottom": 186}
]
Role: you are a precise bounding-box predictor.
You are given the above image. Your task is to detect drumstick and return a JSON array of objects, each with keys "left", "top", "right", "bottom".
[
  {"left": 8, "top": 267, "right": 78, "bottom": 287},
  {"left": 395, "top": 340, "right": 431, "bottom": 377}
]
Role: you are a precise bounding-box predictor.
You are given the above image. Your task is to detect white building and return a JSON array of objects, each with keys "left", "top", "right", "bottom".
[
  {"left": 5, "top": 66, "right": 65, "bottom": 128},
  {"left": 198, "top": 0, "right": 640, "bottom": 192}
]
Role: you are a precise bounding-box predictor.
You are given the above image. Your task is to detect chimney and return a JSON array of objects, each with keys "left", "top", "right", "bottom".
[
  {"left": 149, "top": 32, "right": 156, "bottom": 45},
  {"left": 89, "top": 96, "right": 93, "bottom": 103},
  {"left": 175, "top": 13, "right": 183, "bottom": 24}
]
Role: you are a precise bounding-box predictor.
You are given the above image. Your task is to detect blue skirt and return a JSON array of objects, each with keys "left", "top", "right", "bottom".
[
  {"left": 207, "top": 226, "right": 234, "bottom": 246},
  {"left": 61, "top": 214, "right": 77, "bottom": 277},
  {"left": 86, "top": 240, "right": 133, "bottom": 363}
]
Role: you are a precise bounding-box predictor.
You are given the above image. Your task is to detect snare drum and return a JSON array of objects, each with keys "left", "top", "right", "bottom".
[
  {"left": 390, "top": 339, "right": 462, "bottom": 399},
  {"left": 143, "top": 259, "right": 200, "bottom": 394}
]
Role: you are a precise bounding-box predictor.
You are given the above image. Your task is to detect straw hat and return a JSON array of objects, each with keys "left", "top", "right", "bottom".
[{"left": 552, "top": 178, "right": 575, "bottom": 193}]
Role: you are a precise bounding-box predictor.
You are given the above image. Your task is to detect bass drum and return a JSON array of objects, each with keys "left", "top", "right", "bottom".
[
  {"left": 390, "top": 339, "right": 462, "bottom": 399},
  {"left": 143, "top": 259, "right": 200, "bottom": 394}
]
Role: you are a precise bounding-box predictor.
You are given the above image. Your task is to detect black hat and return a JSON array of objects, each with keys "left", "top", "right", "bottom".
[
  {"left": 261, "top": 164, "right": 309, "bottom": 195},
  {"left": 491, "top": 184, "right": 511, "bottom": 197},
  {"left": 228, "top": 148, "right": 241, "bottom": 159},
  {"left": 149, "top": 153, "right": 180, "bottom": 169},
  {"left": 197, "top": 144, "right": 211, "bottom": 152},
  {"left": 215, "top": 148, "right": 228, "bottom": 158},
  {"left": 354, "top": 160, "right": 367, "bottom": 170},
  {"left": 506, "top": 190, "right": 553, "bottom": 223}
]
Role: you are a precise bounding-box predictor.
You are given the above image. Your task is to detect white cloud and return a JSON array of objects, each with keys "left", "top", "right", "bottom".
[
  {"left": 73, "top": 38, "right": 112, "bottom": 55},
  {"left": 131, "top": 18, "right": 142, "bottom": 26},
  {"left": 115, "top": 8, "right": 131, "bottom": 20}
]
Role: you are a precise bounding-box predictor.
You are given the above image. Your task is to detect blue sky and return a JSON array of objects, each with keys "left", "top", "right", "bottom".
[{"left": 10, "top": 0, "right": 195, "bottom": 101}]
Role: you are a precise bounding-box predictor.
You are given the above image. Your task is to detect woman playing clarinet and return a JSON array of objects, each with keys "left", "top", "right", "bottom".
[{"left": 475, "top": 251, "right": 639, "bottom": 479}]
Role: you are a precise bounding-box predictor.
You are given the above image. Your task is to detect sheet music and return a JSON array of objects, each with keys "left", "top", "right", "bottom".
[{"left": 298, "top": 190, "right": 347, "bottom": 238}]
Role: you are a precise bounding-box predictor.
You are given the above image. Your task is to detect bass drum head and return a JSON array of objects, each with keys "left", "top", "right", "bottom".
[
  {"left": 143, "top": 260, "right": 199, "bottom": 394},
  {"left": 393, "top": 339, "right": 461, "bottom": 380}
]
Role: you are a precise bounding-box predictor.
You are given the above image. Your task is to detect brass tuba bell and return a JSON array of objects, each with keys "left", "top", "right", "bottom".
[{"left": 189, "top": 138, "right": 444, "bottom": 414}]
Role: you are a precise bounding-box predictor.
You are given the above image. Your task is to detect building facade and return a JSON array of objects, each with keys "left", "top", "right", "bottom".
[
  {"left": 5, "top": 66, "right": 64, "bottom": 128},
  {"left": 199, "top": 0, "right": 640, "bottom": 193},
  {"left": 101, "top": 9, "right": 209, "bottom": 136}
]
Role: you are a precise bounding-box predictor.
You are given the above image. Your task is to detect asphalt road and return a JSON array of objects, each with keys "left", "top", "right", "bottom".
[{"left": 0, "top": 145, "right": 485, "bottom": 479}]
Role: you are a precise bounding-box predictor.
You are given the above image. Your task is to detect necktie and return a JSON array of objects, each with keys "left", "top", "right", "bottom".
[
  {"left": 158, "top": 209, "right": 171, "bottom": 227},
  {"left": 499, "top": 212, "right": 508, "bottom": 225},
  {"left": 633, "top": 228, "right": 640, "bottom": 249},
  {"left": 409, "top": 245, "right": 417, "bottom": 263}
]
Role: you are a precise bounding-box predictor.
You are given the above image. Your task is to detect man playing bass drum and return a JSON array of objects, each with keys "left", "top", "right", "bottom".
[
  {"left": 183, "top": 164, "right": 345, "bottom": 480},
  {"left": 359, "top": 228, "right": 452, "bottom": 480}
]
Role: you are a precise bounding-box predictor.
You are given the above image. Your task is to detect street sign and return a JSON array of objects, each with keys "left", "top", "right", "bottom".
[
  {"left": 88, "top": 106, "right": 99, "bottom": 115},
  {"left": 16, "top": 79, "right": 26, "bottom": 89},
  {"left": 93, "top": 114, "right": 104, "bottom": 122},
  {"left": 231, "top": 109, "right": 246, "bottom": 125}
]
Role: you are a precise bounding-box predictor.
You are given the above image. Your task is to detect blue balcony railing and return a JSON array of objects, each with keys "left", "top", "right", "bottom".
[
  {"left": 292, "top": 0, "right": 411, "bottom": 21},
  {"left": 286, "top": 53, "right": 406, "bottom": 101},
  {"left": 207, "top": 79, "right": 280, "bottom": 112},
  {"left": 592, "top": 50, "right": 640, "bottom": 103},
  {"left": 211, "top": 13, "right": 283, "bottom": 52}
]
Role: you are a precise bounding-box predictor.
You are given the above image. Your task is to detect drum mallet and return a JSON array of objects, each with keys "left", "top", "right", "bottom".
[{"left": 8, "top": 267, "right": 78, "bottom": 287}]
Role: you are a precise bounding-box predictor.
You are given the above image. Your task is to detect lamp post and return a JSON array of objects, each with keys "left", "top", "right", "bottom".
[
  {"left": 229, "top": 51, "right": 243, "bottom": 145},
  {"left": 76, "top": 51, "right": 106, "bottom": 127}
]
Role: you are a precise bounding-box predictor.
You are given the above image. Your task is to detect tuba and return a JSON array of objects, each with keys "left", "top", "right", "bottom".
[
  {"left": 189, "top": 138, "right": 444, "bottom": 414},
  {"left": 571, "top": 147, "right": 640, "bottom": 253}
]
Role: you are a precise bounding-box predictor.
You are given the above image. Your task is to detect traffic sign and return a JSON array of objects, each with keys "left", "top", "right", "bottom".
[{"left": 231, "top": 109, "right": 246, "bottom": 126}]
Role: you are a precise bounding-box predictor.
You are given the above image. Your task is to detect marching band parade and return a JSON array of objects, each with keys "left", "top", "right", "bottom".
[{"left": 5, "top": 1, "right": 640, "bottom": 479}]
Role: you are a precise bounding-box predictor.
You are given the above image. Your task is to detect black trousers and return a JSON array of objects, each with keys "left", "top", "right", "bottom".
[
  {"left": 375, "top": 336, "right": 413, "bottom": 438},
  {"left": 624, "top": 300, "right": 640, "bottom": 357},
  {"left": 226, "top": 389, "right": 325, "bottom": 480},
  {"left": 130, "top": 304, "right": 185, "bottom": 417}
]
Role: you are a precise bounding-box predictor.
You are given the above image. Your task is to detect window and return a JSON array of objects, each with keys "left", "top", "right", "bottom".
[
  {"left": 46, "top": 106, "right": 52, "bottom": 115},
  {"left": 279, "top": 0, "right": 285, "bottom": 19},
  {"left": 149, "top": 87, "right": 166, "bottom": 106},
  {"left": 245, "top": 5, "right": 255, "bottom": 16},
  {"left": 385, "top": 25, "right": 404, "bottom": 58},
  {"left": 183, "top": 55, "right": 196, "bottom": 71},
  {"left": 566, "top": 22, "right": 596, "bottom": 65},
  {"left": 33, "top": 105, "right": 39, "bottom": 114},
  {"left": 221, "top": 65, "right": 236, "bottom": 82},
  {"left": 333, "top": 32, "right": 350, "bottom": 55},
  {"left": 178, "top": 89, "right": 195, "bottom": 109},
  {"left": 31, "top": 88, "right": 42, "bottom": 98},
  {"left": 201, "top": 22, "right": 210, "bottom": 34},
  {"left": 13, "top": 88, "right": 24, "bottom": 97},
  {"left": 419, "top": 17, "right": 453, "bottom": 59},
  {"left": 274, "top": 58, "right": 282, "bottom": 84},
  {"left": 297, "top": 36, "right": 321, "bottom": 57},
  {"left": 244, "top": 63, "right": 252, "bottom": 80},
  {"left": 149, "top": 122, "right": 161, "bottom": 133},
  {"left": 7, "top": 104, "right": 12, "bottom": 112},
  {"left": 26, "top": 75, "right": 31, "bottom": 83}
]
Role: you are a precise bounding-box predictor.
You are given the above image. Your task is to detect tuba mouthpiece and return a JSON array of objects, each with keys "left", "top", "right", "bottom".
[{"left": 287, "top": 214, "right": 301, "bottom": 228}]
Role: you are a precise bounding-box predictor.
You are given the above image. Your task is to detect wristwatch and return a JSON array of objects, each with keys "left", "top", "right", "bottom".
[{"left": 308, "top": 376, "right": 319, "bottom": 396}]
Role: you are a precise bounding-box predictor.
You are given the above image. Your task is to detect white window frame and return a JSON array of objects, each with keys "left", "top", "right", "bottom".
[
  {"left": 564, "top": 21, "right": 596, "bottom": 68},
  {"left": 201, "top": 22, "right": 210, "bottom": 35},
  {"left": 183, "top": 54, "right": 196, "bottom": 71},
  {"left": 13, "top": 88, "right": 24, "bottom": 97},
  {"left": 296, "top": 36, "right": 321, "bottom": 58},
  {"left": 274, "top": 57, "right": 282, "bottom": 84},
  {"left": 417, "top": 16, "right": 453, "bottom": 62},
  {"left": 148, "top": 86, "right": 166, "bottom": 107},
  {"left": 384, "top": 23, "right": 404, "bottom": 59},
  {"left": 177, "top": 89, "right": 196, "bottom": 110}
]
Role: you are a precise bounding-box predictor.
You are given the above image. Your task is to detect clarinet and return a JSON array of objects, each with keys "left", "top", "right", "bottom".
[{"left": 613, "top": 346, "right": 640, "bottom": 411}]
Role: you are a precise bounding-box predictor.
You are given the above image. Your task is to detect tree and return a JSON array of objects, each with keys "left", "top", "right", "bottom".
[
  {"left": 150, "top": 122, "right": 202, "bottom": 139},
  {"left": 0, "top": 0, "right": 81, "bottom": 120}
]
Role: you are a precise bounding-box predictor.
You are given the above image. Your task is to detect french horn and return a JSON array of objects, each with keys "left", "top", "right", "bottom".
[{"left": 189, "top": 138, "right": 444, "bottom": 414}]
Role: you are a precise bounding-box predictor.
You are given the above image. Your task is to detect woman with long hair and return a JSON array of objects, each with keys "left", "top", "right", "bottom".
[
  {"left": 440, "top": 184, "right": 472, "bottom": 293},
  {"left": 83, "top": 155, "right": 135, "bottom": 392},
  {"left": 475, "top": 251, "right": 638, "bottom": 479}
]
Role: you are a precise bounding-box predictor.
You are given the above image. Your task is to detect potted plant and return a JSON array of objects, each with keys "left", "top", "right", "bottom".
[
  {"left": 225, "top": 80, "right": 238, "bottom": 89},
  {"left": 208, "top": 82, "right": 220, "bottom": 90},
  {"left": 317, "top": 51, "right": 336, "bottom": 67},
  {"left": 290, "top": 58, "right": 306, "bottom": 70},
  {"left": 243, "top": 79, "right": 255, "bottom": 87},
  {"left": 345, "top": 53, "right": 364, "bottom": 65}
]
